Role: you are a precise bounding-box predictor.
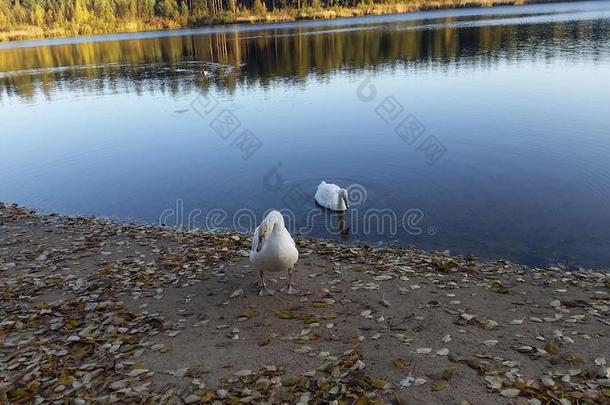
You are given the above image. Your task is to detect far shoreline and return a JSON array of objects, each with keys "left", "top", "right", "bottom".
[{"left": 0, "top": 0, "right": 563, "bottom": 44}]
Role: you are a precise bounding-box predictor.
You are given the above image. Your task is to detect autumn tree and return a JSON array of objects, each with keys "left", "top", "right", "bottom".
[{"left": 253, "top": 0, "right": 266, "bottom": 14}]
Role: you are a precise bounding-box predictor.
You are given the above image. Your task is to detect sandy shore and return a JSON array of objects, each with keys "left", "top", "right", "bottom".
[{"left": 0, "top": 202, "right": 609, "bottom": 404}]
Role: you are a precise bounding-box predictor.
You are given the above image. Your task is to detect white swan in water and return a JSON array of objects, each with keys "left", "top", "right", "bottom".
[
  {"left": 250, "top": 210, "right": 299, "bottom": 296},
  {"left": 315, "top": 181, "right": 349, "bottom": 211}
]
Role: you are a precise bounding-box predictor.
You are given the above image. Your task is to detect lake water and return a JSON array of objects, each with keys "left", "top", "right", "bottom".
[{"left": 1, "top": 1, "right": 610, "bottom": 268}]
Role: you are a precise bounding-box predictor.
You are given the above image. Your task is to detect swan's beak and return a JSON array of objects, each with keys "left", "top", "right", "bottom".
[
  {"left": 256, "top": 234, "right": 264, "bottom": 252},
  {"left": 343, "top": 196, "right": 350, "bottom": 210}
]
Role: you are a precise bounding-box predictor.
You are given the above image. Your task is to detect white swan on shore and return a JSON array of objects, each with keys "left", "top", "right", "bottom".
[
  {"left": 250, "top": 210, "right": 299, "bottom": 296},
  {"left": 315, "top": 181, "right": 349, "bottom": 211}
]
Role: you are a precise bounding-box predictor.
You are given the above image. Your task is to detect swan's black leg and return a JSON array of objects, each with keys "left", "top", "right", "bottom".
[
  {"left": 281, "top": 267, "right": 298, "bottom": 295},
  {"left": 258, "top": 269, "right": 275, "bottom": 296}
]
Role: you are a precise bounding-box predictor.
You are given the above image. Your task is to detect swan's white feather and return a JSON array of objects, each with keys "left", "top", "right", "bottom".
[
  {"left": 250, "top": 211, "right": 298, "bottom": 273},
  {"left": 315, "top": 181, "right": 348, "bottom": 211}
]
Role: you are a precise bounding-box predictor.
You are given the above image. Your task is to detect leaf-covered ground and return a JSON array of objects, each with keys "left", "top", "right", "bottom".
[{"left": 1, "top": 202, "right": 609, "bottom": 404}]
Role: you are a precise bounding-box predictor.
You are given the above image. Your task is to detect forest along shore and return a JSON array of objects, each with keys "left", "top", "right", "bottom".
[
  {"left": 1, "top": 202, "right": 609, "bottom": 403},
  {"left": 0, "top": 0, "right": 553, "bottom": 42}
]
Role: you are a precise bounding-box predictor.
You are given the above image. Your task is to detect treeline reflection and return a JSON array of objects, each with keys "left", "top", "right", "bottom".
[{"left": 1, "top": 18, "right": 607, "bottom": 101}]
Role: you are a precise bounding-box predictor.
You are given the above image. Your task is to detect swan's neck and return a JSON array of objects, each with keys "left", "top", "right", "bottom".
[
  {"left": 271, "top": 221, "right": 283, "bottom": 234},
  {"left": 337, "top": 194, "right": 347, "bottom": 210}
]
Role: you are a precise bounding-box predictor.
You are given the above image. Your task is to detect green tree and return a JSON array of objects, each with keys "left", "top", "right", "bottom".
[
  {"left": 179, "top": 1, "right": 189, "bottom": 24},
  {"left": 140, "top": 0, "right": 156, "bottom": 18},
  {"left": 191, "top": 0, "right": 207, "bottom": 17},
  {"left": 156, "top": 0, "right": 179, "bottom": 18},
  {"left": 92, "top": 0, "right": 114, "bottom": 20},
  {"left": 114, "top": 0, "right": 133, "bottom": 18}
]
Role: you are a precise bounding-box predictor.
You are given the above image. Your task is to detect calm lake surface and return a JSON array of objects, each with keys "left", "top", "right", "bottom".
[{"left": 2, "top": 1, "right": 610, "bottom": 267}]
